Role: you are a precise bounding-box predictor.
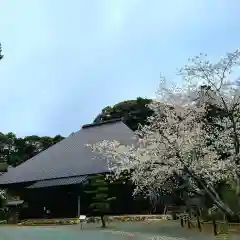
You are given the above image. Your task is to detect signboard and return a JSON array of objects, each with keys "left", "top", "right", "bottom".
[{"left": 79, "top": 215, "right": 86, "bottom": 220}]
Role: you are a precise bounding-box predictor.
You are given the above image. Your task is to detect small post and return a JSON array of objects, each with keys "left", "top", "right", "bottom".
[
  {"left": 79, "top": 215, "right": 86, "bottom": 231},
  {"left": 163, "top": 205, "right": 167, "bottom": 214},
  {"left": 184, "top": 214, "right": 187, "bottom": 224},
  {"left": 77, "top": 196, "right": 80, "bottom": 217},
  {"left": 187, "top": 208, "right": 192, "bottom": 229},
  {"left": 187, "top": 216, "right": 191, "bottom": 229},
  {"left": 212, "top": 218, "right": 217, "bottom": 236},
  {"left": 180, "top": 216, "right": 184, "bottom": 227}
]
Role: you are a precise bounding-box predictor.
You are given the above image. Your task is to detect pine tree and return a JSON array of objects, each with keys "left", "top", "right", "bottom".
[{"left": 84, "top": 174, "right": 115, "bottom": 228}]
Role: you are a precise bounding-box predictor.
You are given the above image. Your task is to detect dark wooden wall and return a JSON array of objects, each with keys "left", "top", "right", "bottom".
[{"left": 8, "top": 183, "right": 173, "bottom": 219}]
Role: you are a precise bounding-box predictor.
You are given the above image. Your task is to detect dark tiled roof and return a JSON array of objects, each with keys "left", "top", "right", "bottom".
[
  {"left": 27, "top": 175, "right": 88, "bottom": 188},
  {"left": 0, "top": 121, "right": 135, "bottom": 185}
]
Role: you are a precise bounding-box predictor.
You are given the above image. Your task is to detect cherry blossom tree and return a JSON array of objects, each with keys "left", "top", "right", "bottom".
[
  {"left": 87, "top": 49, "right": 240, "bottom": 217},
  {"left": 0, "top": 189, "right": 6, "bottom": 200}
]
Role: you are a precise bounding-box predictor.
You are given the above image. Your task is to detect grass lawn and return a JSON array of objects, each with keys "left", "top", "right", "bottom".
[{"left": 0, "top": 221, "right": 239, "bottom": 239}]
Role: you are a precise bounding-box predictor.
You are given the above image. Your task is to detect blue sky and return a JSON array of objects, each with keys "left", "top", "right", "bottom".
[{"left": 0, "top": 0, "right": 239, "bottom": 137}]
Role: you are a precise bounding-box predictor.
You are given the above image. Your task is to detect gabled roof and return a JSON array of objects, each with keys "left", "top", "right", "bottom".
[{"left": 0, "top": 120, "right": 135, "bottom": 185}]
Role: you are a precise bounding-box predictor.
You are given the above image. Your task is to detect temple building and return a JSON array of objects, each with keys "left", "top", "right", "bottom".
[{"left": 0, "top": 120, "right": 149, "bottom": 219}]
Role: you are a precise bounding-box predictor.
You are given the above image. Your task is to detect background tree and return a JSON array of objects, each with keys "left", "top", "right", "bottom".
[
  {"left": 84, "top": 174, "right": 116, "bottom": 228},
  {"left": 94, "top": 97, "right": 153, "bottom": 131},
  {"left": 0, "top": 133, "right": 65, "bottom": 167}
]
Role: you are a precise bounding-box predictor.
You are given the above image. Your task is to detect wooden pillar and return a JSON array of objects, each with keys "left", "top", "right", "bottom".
[{"left": 77, "top": 196, "right": 80, "bottom": 217}]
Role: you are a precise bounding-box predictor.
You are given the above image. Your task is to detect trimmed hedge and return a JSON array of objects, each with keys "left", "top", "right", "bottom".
[
  {"left": 2, "top": 214, "right": 172, "bottom": 226},
  {"left": 87, "top": 215, "right": 172, "bottom": 223},
  {"left": 18, "top": 218, "right": 80, "bottom": 226}
]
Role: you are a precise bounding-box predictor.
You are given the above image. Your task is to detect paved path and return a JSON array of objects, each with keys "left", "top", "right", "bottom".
[
  {"left": 0, "top": 221, "right": 239, "bottom": 239},
  {"left": 64, "top": 221, "right": 240, "bottom": 240},
  {"left": 0, "top": 226, "right": 125, "bottom": 240}
]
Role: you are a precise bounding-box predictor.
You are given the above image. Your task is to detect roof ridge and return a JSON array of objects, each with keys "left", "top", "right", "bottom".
[{"left": 82, "top": 118, "right": 123, "bottom": 129}]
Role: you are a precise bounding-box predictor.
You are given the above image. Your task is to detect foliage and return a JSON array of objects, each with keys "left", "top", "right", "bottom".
[
  {"left": 218, "top": 184, "right": 240, "bottom": 221},
  {"left": 84, "top": 174, "right": 116, "bottom": 227},
  {"left": 93, "top": 97, "right": 153, "bottom": 131},
  {"left": 0, "top": 189, "right": 6, "bottom": 208},
  {"left": 88, "top": 49, "right": 240, "bottom": 218},
  {"left": 0, "top": 189, "right": 7, "bottom": 221},
  {"left": 0, "top": 133, "right": 64, "bottom": 167},
  {"left": 0, "top": 189, "right": 6, "bottom": 200}
]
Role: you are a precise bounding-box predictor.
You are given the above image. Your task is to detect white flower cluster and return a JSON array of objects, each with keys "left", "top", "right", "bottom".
[{"left": 0, "top": 189, "right": 6, "bottom": 200}]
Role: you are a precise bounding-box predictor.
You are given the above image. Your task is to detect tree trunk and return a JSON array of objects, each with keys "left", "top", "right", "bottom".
[
  {"left": 201, "top": 182, "right": 235, "bottom": 217},
  {"left": 185, "top": 199, "right": 192, "bottom": 229},
  {"left": 163, "top": 205, "right": 167, "bottom": 214},
  {"left": 196, "top": 208, "right": 202, "bottom": 232},
  {"left": 180, "top": 217, "right": 184, "bottom": 227},
  {"left": 212, "top": 218, "right": 218, "bottom": 236},
  {"left": 177, "top": 154, "right": 236, "bottom": 218},
  {"left": 100, "top": 215, "right": 106, "bottom": 228},
  {"left": 187, "top": 211, "right": 191, "bottom": 229},
  {"left": 184, "top": 165, "right": 235, "bottom": 217}
]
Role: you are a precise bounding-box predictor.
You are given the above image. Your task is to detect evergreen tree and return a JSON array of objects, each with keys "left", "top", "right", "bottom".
[
  {"left": 93, "top": 97, "right": 153, "bottom": 131},
  {"left": 84, "top": 174, "right": 115, "bottom": 228}
]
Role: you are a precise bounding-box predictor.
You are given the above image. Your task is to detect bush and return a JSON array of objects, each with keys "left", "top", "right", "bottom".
[{"left": 19, "top": 219, "right": 79, "bottom": 226}]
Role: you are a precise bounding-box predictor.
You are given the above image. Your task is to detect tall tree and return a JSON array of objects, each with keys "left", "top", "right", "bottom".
[
  {"left": 84, "top": 174, "right": 115, "bottom": 228},
  {"left": 94, "top": 97, "right": 153, "bottom": 131},
  {"left": 88, "top": 50, "right": 240, "bottom": 218},
  {"left": 14, "top": 135, "right": 65, "bottom": 166},
  {"left": 0, "top": 133, "right": 65, "bottom": 167}
]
